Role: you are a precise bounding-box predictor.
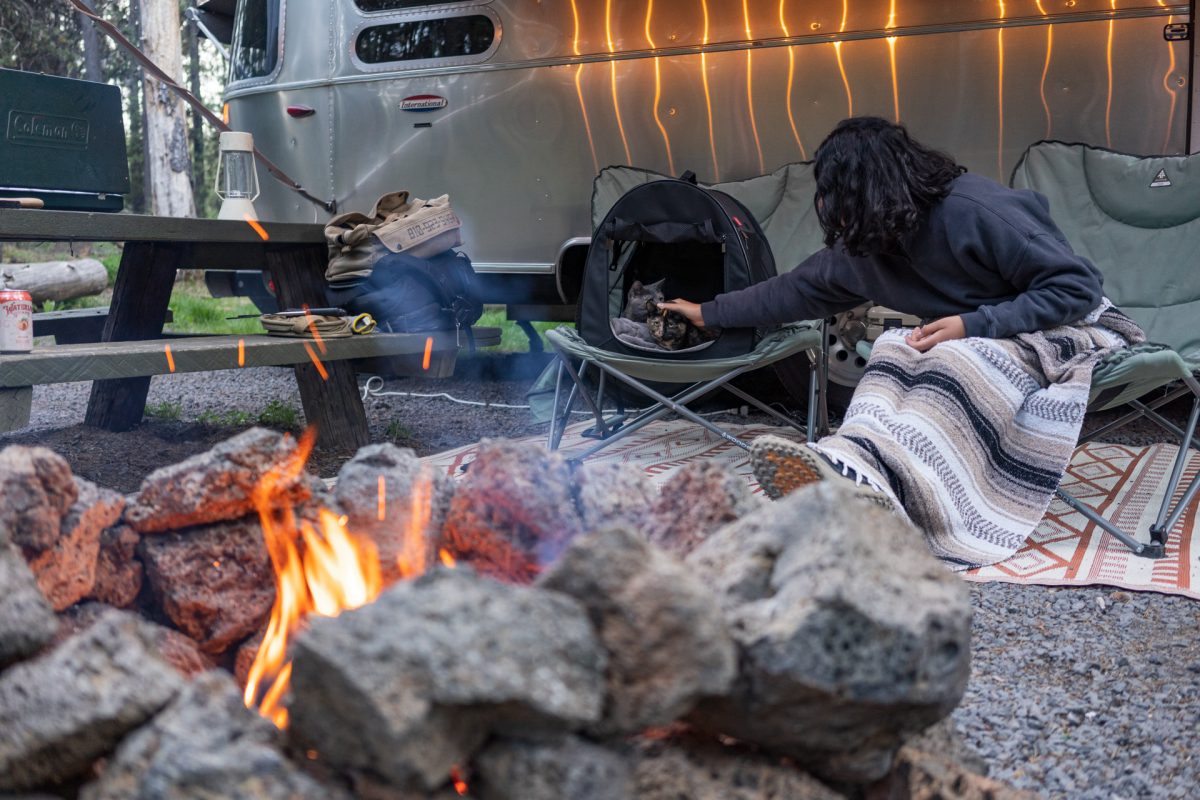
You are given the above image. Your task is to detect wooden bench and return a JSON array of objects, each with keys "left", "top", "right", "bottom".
[
  {"left": 0, "top": 209, "right": 493, "bottom": 448},
  {"left": 34, "top": 307, "right": 173, "bottom": 344}
]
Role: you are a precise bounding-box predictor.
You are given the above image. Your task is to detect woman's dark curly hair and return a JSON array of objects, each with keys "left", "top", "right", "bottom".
[{"left": 813, "top": 117, "right": 965, "bottom": 257}]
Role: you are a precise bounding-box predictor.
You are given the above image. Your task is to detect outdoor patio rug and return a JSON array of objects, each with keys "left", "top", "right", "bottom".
[{"left": 423, "top": 421, "right": 1199, "bottom": 598}]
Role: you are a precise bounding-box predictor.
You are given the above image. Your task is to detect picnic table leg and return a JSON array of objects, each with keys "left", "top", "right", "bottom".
[
  {"left": 266, "top": 244, "right": 371, "bottom": 451},
  {"left": 84, "top": 242, "right": 181, "bottom": 431}
]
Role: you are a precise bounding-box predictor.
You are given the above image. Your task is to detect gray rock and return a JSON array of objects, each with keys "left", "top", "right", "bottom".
[
  {"left": 80, "top": 671, "right": 342, "bottom": 800},
  {"left": 125, "top": 428, "right": 313, "bottom": 534},
  {"left": 0, "top": 609, "right": 183, "bottom": 790},
  {"left": 629, "top": 737, "right": 844, "bottom": 800},
  {"left": 476, "top": 736, "right": 631, "bottom": 800},
  {"left": 333, "top": 443, "right": 455, "bottom": 583},
  {"left": 572, "top": 462, "right": 657, "bottom": 533},
  {"left": 139, "top": 515, "right": 275, "bottom": 654},
  {"left": 645, "top": 461, "right": 761, "bottom": 556},
  {"left": 288, "top": 568, "right": 606, "bottom": 791},
  {"left": 0, "top": 541, "right": 56, "bottom": 667},
  {"left": 0, "top": 445, "right": 76, "bottom": 553},
  {"left": 537, "top": 527, "right": 736, "bottom": 735},
  {"left": 55, "top": 603, "right": 215, "bottom": 678},
  {"left": 440, "top": 439, "right": 583, "bottom": 583},
  {"left": 25, "top": 477, "right": 124, "bottom": 611},
  {"left": 686, "top": 482, "right": 973, "bottom": 784}
]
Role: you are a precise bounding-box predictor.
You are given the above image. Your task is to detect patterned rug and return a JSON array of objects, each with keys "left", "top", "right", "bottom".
[{"left": 423, "top": 421, "right": 1199, "bottom": 598}]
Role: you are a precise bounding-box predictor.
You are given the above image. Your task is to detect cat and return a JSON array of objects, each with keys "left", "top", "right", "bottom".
[
  {"left": 647, "top": 305, "right": 718, "bottom": 350},
  {"left": 621, "top": 279, "right": 666, "bottom": 323}
]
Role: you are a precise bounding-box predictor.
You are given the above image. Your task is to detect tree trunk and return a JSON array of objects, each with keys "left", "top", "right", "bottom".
[
  {"left": 139, "top": 0, "right": 196, "bottom": 218},
  {"left": 77, "top": 0, "right": 103, "bottom": 84},
  {"left": 0, "top": 260, "right": 109, "bottom": 304},
  {"left": 186, "top": 15, "right": 206, "bottom": 205}
]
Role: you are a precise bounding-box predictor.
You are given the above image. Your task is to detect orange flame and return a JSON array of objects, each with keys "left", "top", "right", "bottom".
[
  {"left": 237, "top": 338, "right": 246, "bottom": 367},
  {"left": 422, "top": 336, "right": 434, "bottom": 371},
  {"left": 303, "top": 342, "right": 329, "bottom": 381},
  {"left": 699, "top": 0, "right": 719, "bottom": 180},
  {"left": 832, "top": 0, "right": 853, "bottom": 118},
  {"left": 743, "top": 0, "right": 765, "bottom": 174},
  {"left": 450, "top": 766, "right": 468, "bottom": 796},
  {"left": 439, "top": 548, "right": 457, "bottom": 568},
  {"left": 570, "top": 0, "right": 600, "bottom": 173},
  {"left": 778, "top": 1, "right": 806, "bottom": 159},
  {"left": 304, "top": 310, "right": 327, "bottom": 355},
  {"left": 377, "top": 475, "right": 386, "bottom": 522},
  {"left": 605, "top": 0, "right": 633, "bottom": 165},
  {"left": 1105, "top": 1, "right": 1116, "bottom": 148},
  {"left": 164, "top": 344, "right": 176, "bottom": 373},
  {"left": 645, "top": 0, "right": 676, "bottom": 175},
  {"left": 244, "top": 429, "right": 436, "bottom": 727},
  {"left": 244, "top": 213, "right": 269, "bottom": 241}
]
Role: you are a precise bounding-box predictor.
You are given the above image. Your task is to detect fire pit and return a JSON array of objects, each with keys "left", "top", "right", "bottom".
[{"left": 0, "top": 428, "right": 1030, "bottom": 799}]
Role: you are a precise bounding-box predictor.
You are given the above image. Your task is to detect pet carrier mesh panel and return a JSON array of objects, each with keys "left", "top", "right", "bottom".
[{"left": 577, "top": 176, "right": 777, "bottom": 361}]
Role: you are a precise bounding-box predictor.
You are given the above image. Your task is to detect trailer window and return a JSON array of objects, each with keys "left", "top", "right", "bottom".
[
  {"left": 354, "top": 0, "right": 444, "bottom": 11},
  {"left": 231, "top": 0, "right": 281, "bottom": 81},
  {"left": 355, "top": 16, "right": 495, "bottom": 64}
]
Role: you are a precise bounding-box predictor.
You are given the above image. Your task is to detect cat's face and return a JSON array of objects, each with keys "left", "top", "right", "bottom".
[
  {"left": 648, "top": 308, "right": 691, "bottom": 350},
  {"left": 622, "top": 279, "right": 666, "bottom": 323}
]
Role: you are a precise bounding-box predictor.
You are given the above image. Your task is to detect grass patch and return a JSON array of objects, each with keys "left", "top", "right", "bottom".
[
  {"left": 477, "top": 306, "right": 569, "bottom": 353},
  {"left": 166, "top": 281, "right": 263, "bottom": 336},
  {"left": 257, "top": 400, "right": 300, "bottom": 430},
  {"left": 384, "top": 419, "right": 415, "bottom": 443},
  {"left": 197, "top": 408, "right": 255, "bottom": 427},
  {"left": 145, "top": 401, "right": 183, "bottom": 420},
  {"left": 40, "top": 295, "right": 109, "bottom": 312}
]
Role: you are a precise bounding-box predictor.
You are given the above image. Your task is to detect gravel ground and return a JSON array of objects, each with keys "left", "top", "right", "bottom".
[{"left": 2, "top": 359, "right": 1197, "bottom": 797}]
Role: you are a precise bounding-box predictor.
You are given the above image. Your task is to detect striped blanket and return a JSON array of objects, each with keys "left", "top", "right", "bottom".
[{"left": 812, "top": 305, "right": 1146, "bottom": 569}]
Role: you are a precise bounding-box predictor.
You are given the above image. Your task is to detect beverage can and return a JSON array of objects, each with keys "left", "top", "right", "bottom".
[{"left": 0, "top": 290, "right": 33, "bottom": 353}]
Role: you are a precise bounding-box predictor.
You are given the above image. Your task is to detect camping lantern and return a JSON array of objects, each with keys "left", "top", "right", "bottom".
[{"left": 215, "top": 131, "right": 260, "bottom": 220}]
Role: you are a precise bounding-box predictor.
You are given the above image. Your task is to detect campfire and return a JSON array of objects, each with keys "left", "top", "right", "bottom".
[{"left": 0, "top": 428, "right": 1023, "bottom": 799}]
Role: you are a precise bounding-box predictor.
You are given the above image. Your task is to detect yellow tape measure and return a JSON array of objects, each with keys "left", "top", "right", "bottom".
[{"left": 350, "top": 313, "right": 377, "bottom": 335}]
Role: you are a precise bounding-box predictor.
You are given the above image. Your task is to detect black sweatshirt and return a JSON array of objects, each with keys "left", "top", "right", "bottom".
[{"left": 700, "top": 173, "right": 1103, "bottom": 339}]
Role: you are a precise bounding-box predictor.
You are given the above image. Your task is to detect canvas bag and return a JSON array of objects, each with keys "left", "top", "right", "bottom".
[{"left": 324, "top": 191, "right": 463, "bottom": 283}]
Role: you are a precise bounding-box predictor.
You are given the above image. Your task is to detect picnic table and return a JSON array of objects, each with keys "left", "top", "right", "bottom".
[{"left": 0, "top": 209, "right": 496, "bottom": 448}]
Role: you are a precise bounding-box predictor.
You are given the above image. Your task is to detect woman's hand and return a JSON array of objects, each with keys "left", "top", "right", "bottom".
[
  {"left": 657, "top": 299, "right": 706, "bottom": 328},
  {"left": 905, "top": 315, "right": 965, "bottom": 351}
]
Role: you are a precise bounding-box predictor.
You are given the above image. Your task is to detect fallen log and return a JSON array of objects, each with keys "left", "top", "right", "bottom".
[{"left": 0, "top": 259, "right": 108, "bottom": 304}]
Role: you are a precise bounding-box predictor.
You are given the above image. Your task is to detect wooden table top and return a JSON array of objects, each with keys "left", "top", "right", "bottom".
[{"left": 0, "top": 208, "right": 325, "bottom": 245}]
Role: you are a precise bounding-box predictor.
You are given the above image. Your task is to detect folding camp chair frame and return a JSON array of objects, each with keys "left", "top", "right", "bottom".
[
  {"left": 1055, "top": 374, "right": 1200, "bottom": 559},
  {"left": 545, "top": 324, "right": 830, "bottom": 462}
]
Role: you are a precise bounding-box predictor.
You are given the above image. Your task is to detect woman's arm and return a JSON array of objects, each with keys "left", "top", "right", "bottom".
[{"left": 691, "top": 248, "right": 869, "bottom": 328}]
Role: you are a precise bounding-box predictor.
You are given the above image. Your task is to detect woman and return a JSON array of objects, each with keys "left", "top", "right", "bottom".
[{"left": 660, "top": 117, "right": 1144, "bottom": 568}]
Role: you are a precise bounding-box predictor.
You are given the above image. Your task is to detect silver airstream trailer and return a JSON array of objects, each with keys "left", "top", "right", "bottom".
[{"left": 210, "top": 0, "right": 1192, "bottom": 357}]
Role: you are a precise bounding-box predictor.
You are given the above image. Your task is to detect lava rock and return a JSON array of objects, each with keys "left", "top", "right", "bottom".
[
  {"left": 234, "top": 628, "right": 264, "bottom": 687},
  {"left": 56, "top": 603, "right": 214, "bottom": 678},
  {"left": 572, "top": 462, "right": 657, "bottom": 534},
  {"left": 0, "top": 542, "right": 56, "bottom": 667},
  {"left": 441, "top": 440, "right": 584, "bottom": 582},
  {"left": 0, "top": 609, "right": 183, "bottom": 790},
  {"left": 288, "top": 567, "right": 606, "bottom": 791},
  {"left": 475, "top": 736, "right": 631, "bottom": 800},
  {"left": 80, "top": 671, "right": 341, "bottom": 800},
  {"left": 686, "top": 482, "right": 973, "bottom": 784},
  {"left": 26, "top": 478, "right": 124, "bottom": 611},
  {"left": 125, "top": 428, "right": 313, "bottom": 534},
  {"left": 89, "top": 525, "right": 142, "bottom": 609},
  {"left": 537, "top": 527, "right": 736, "bottom": 735},
  {"left": 866, "top": 747, "right": 1039, "bottom": 800},
  {"left": 630, "top": 737, "right": 844, "bottom": 800},
  {"left": 644, "top": 461, "right": 760, "bottom": 556},
  {"left": 0, "top": 445, "right": 77, "bottom": 553},
  {"left": 333, "top": 443, "right": 455, "bottom": 583},
  {"left": 139, "top": 516, "right": 275, "bottom": 654}
]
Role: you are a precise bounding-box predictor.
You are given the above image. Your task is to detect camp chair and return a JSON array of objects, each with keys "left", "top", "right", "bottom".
[
  {"left": 1011, "top": 140, "right": 1200, "bottom": 558},
  {"left": 544, "top": 164, "right": 828, "bottom": 459}
]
